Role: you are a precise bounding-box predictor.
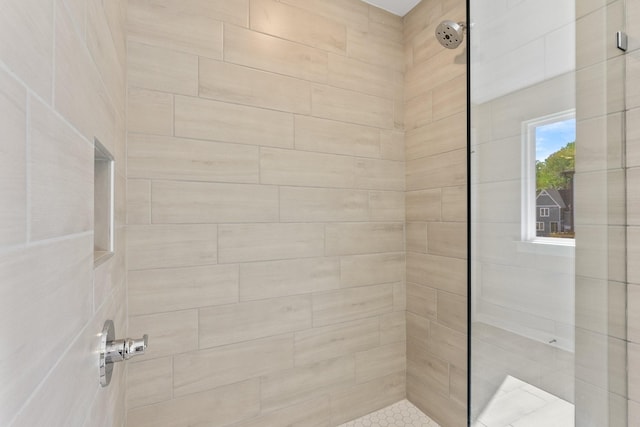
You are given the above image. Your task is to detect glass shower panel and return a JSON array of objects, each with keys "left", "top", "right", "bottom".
[{"left": 469, "top": 0, "right": 627, "bottom": 426}]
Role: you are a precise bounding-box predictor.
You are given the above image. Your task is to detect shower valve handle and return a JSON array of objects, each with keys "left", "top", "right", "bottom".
[{"left": 99, "top": 320, "right": 149, "bottom": 387}]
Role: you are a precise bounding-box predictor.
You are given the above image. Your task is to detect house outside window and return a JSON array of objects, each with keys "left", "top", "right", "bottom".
[{"left": 522, "top": 110, "right": 575, "bottom": 242}]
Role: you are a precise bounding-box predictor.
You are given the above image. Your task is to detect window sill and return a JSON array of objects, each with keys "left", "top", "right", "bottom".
[{"left": 516, "top": 238, "right": 575, "bottom": 257}]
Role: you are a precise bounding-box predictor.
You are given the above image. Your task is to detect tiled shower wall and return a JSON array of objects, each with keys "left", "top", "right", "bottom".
[
  {"left": 403, "top": 1, "right": 468, "bottom": 426},
  {"left": 124, "top": 0, "right": 407, "bottom": 425},
  {"left": 0, "top": 0, "right": 127, "bottom": 426}
]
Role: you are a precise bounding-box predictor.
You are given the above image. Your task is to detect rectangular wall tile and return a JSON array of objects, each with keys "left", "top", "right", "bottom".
[
  {"left": 312, "top": 284, "right": 394, "bottom": 327},
  {"left": 128, "top": 134, "right": 259, "bottom": 183},
  {"left": 29, "top": 99, "right": 93, "bottom": 241},
  {"left": 239, "top": 257, "right": 340, "bottom": 301},
  {"left": 380, "top": 312, "right": 406, "bottom": 345},
  {"left": 0, "top": 68, "right": 26, "bottom": 247},
  {"left": 127, "top": 0, "right": 224, "bottom": 59},
  {"left": 406, "top": 113, "right": 466, "bottom": 160},
  {"left": 260, "top": 356, "right": 355, "bottom": 412},
  {"left": 325, "top": 223, "right": 404, "bottom": 256},
  {"left": 280, "top": 0, "right": 369, "bottom": 31},
  {"left": 199, "top": 295, "right": 312, "bottom": 348},
  {"left": 407, "top": 252, "right": 467, "bottom": 296},
  {"left": 224, "top": 24, "right": 328, "bottom": 83},
  {"left": 379, "top": 130, "right": 405, "bottom": 161},
  {"left": 312, "top": 85, "right": 394, "bottom": 129},
  {"left": 347, "top": 29, "right": 404, "bottom": 72},
  {"left": 369, "top": 191, "right": 405, "bottom": 221},
  {"left": 127, "top": 224, "right": 217, "bottom": 271},
  {"left": 407, "top": 149, "right": 467, "bottom": 191},
  {"left": 233, "top": 395, "right": 331, "bottom": 427},
  {"left": 173, "top": 335, "right": 294, "bottom": 397},
  {"left": 407, "top": 282, "right": 437, "bottom": 320},
  {"left": 151, "top": 181, "right": 278, "bottom": 224},
  {"left": 442, "top": 185, "right": 467, "bottom": 222},
  {"left": 406, "top": 190, "right": 442, "bottom": 221},
  {"left": 126, "top": 357, "right": 172, "bottom": 409},
  {"left": 199, "top": 59, "right": 311, "bottom": 114},
  {"left": 355, "top": 342, "right": 406, "bottom": 384},
  {"left": 406, "top": 222, "right": 428, "bottom": 253},
  {"left": 128, "top": 265, "right": 238, "bottom": 316},
  {"left": 219, "top": 223, "right": 325, "bottom": 263},
  {"left": 175, "top": 95, "right": 294, "bottom": 148},
  {"left": 340, "top": 253, "right": 404, "bottom": 287},
  {"left": 260, "top": 147, "right": 355, "bottom": 188},
  {"left": 280, "top": 187, "right": 369, "bottom": 222},
  {"left": 407, "top": 341, "right": 450, "bottom": 396},
  {"left": 127, "top": 41, "right": 198, "bottom": 95},
  {"left": 128, "top": 310, "right": 198, "bottom": 360},
  {"left": 328, "top": 53, "right": 397, "bottom": 99},
  {"left": 127, "top": 88, "right": 173, "bottom": 136},
  {"left": 294, "top": 318, "right": 379, "bottom": 366},
  {"left": 427, "top": 222, "right": 467, "bottom": 259},
  {"left": 437, "top": 291, "right": 467, "bottom": 334},
  {"left": 294, "top": 115, "right": 380, "bottom": 158},
  {"left": 250, "top": 0, "right": 346, "bottom": 53},
  {"left": 127, "top": 179, "right": 151, "bottom": 225},
  {"left": 354, "top": 158, "right": 405, "bottom": 191},
  {"left": 127, "top": 379, "right": 260, "bottom": 427}
]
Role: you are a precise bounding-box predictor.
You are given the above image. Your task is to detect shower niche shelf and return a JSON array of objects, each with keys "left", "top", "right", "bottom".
[{"left": 94, "top": 138, "right": 114, "bottom": 267}]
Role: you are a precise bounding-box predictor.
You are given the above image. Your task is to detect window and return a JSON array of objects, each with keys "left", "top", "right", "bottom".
[{"left": 522, "top": 110, "right": 575, "bottom": 242}]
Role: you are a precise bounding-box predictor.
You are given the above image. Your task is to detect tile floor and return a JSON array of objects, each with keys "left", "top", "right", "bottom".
[
  {"left": 472, "top": 375, "right": 574, "bottom": 427},
  {"left": 338, "top": 399, "right": 440, "bottom": 427}
]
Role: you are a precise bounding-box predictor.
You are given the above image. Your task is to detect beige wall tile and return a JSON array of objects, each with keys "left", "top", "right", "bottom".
[
  {"left": 127, "top": 379, "right": 260, "bottom": 427},
  {"left": 250, "top": 0, "right": 346, "bottom": 53},
  {"left": 347, "top": 29, "right": 404, "bottom": 73},
  {"left": 406, "top": 189, "right": 442, "bottom": 221},
  {"left": 312, "top": 284, "right": 394, "bottom": 327},
  {"left": 218, "top": 223, "right": 325, "bottom": 263},
  {"left": 406, "top": 149, "right": 467, "bottom": 191},
  {"left": 437, "top": 291, "right": 467, "bottom": 334},
  {"left": 407, "top": 252, "right": 467, "bottom": 296},
  {"left": 199, "top": 295, "right": 312, "bottom": 348},
  {"left": 239, "top": 257, "right": 340, "bottom": 301},
  {"left": 128, "top": 310, "right": 198, "bottom": 359},
  {"left": 173, "top": 335, "right": 294, "bottom": 396},
  {"left": 629, "top": 284, "right": 640, "bottom": 342},
  {"left": 128, "top": 134, "right": 259, "bottom": 183},
  {"left": 260, "top": 147, "right": 355, "bottom": 188},
  {"left": 405, "top": 49, "right": 465, "bottom": 101},
  {"left": 234, "top": 396, "right": 331, "bottom": 427},
  {"left": 294, "top": 318, "right": 379, "bottom": 366},
  {"left": 406, "top": 113, "right": 466, "bottom": 160},
  {"left": 280, "top": 0, "right": 369, "bottom": 31},
  {"left": 405, "top": 92, "right": 433, "bottom": 130},
  {"left": 429, "top": 321, "right": 467, "bottom": 369},
  {"left": 0, "top": 236, "right": 92, "bottom": 425},
  {"left": 330, "top": 372, "right": 405, "bottom": 425},
  {"left": 294, "top": 115, "right": 380, "bottom": 158},
  {"left": 407, "top": 376, "right": 467, "bottom": 427},
  {"left": 225, "top": 24, "right": 328, "bottom": 83},
  {"left": 128, "top": 265, "right": 238, "bottom": 316},
  {"left": 433, "top": 74, "right": 466, "bottom": 121},
  {"left": 406, "top": 222, "right": 428, "bottom": 254},
  {"left": 0, "top": 0, "right": 52, "bottom": 101},
  {"left": 0, "top": 68, "right": 26, "bottom": 247},
  {"left": 127, "top": 88, "right": 173, "bottom": 136},
  {"left": 355, "top": 342, "right": 406, "bottom": 384},
  {"left": 340, "top": 252, "right": 404, "bottom": 287},
  {"left": 312, "top": 85, "right": 394, "bottom": 129},
  {"left": 380, "top": 312, "right": 406, "bottom": 345},
  {"left": 127, "top": 41, "right": 198, "bottom": 96},
  {"left": 175, "top": 95, "right": 294, "bottom": 148},
  {"left": 442, "top": 185, "right": 467, "bottom": 222},
  {"left": 407, "top": 342, "right": 449, "bottom": 396},
  {"left": 354, "top": 158, "right": 405, "bottom": 191},
  {"left": 200, "top": 59, "right": 311, "bottom": 114},
  {"left": 127, "top": 0, "right": 224, "bottom": 59},
  {"left": 393, "top": 282, "right": 406, "bottom": 311},
  {"left": 29, "top": 99, "right": 93, "bottom": 241},
  {"left": 325, "top": 223, "right": 404, "bottom": 256},
  {"left": 126, "top": 357, "right": 172, "bottom": 409},
  {"left": 407, "top": 282, "right": 437, "bottom": 320},
  {"left": 127, "top": 179, "right": 151, "bottom": 225},
  {"left": 151, "top": 181, "right": 278, "bottom": 224},
  {"left": 55, "top": 1, "right": 117, "bottom": 147},
  {"left": 328, "top": 54, "right": 397, "bottom": 99},
  {"left": 427, "top": 222, "right": 467, "bottom": 259},
  {"left": 127, "top": 225, "right": 217, "bottom": 271},
  {"left": 280, "top": 187, "right": 369, "bottom": 222},
  {"left": 369, "top": 191, "right": 405, "bottom": 221},
  {"left": 379, "top": 130, "right": 405, "bottom": 161},
  {"left": 260, "top": 356, "right": 355, "bottom": 412}
]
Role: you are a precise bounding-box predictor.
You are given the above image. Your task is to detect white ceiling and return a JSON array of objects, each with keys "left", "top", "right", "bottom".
[{"left": 361, "top": 0, "right": 422, "bottom": 16}]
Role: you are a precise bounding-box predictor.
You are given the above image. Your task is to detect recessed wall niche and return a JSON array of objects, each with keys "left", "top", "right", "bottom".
[{"left": 94, "top": 138, "right": 114, "bottom": 266}]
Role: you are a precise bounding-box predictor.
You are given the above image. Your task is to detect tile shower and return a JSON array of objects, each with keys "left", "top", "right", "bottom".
[{"left": 1, "top": 0, "right": 639, "bottom": 426}]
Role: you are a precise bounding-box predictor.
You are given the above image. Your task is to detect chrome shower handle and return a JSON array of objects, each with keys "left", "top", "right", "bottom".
[{"left": 100, "top": 320, "right": 149, "bottom": 387}]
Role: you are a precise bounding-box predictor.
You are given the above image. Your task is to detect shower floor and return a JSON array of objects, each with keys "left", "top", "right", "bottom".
[{"left": 338, "top": 399, "right": 441, "bottom": 427}]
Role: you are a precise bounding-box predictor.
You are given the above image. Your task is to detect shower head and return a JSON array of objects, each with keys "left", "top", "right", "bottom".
[{"left": 435, "top": 20, "right": 466, "bottom": 49}]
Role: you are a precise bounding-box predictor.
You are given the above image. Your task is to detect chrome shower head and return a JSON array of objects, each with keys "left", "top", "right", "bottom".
[{"left": 435, "top": 20, "right": 466, "bottom": 49}]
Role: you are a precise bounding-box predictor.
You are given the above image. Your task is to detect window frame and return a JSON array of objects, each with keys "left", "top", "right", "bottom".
[
  {"left": 539, "top": 207, "right": 550, "bottom": 217},
  {"left": 521, "top": 109, "right": 575, "bottom": 247},
  {"left": 536, "top": 222, "right": 545, "bottom": 232}
]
